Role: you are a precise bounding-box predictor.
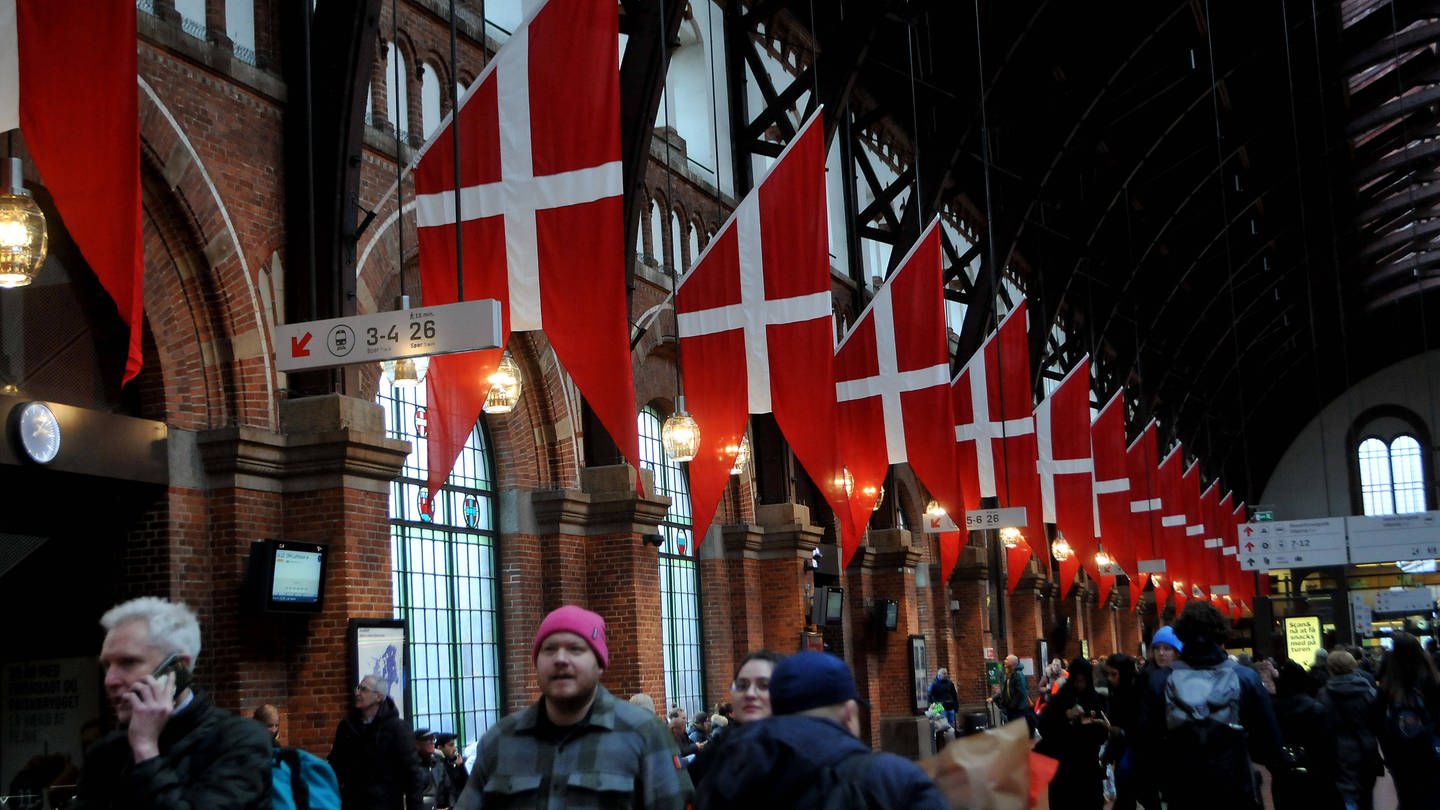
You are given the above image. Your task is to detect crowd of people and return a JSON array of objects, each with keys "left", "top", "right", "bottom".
[{"left": 43, "top": 595, "right": 1440, "bottom": 810}]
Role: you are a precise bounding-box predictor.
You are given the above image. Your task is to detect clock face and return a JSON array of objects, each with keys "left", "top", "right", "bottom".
[{"left": 15, "top": 401, "right": 60, "bottom": 464}]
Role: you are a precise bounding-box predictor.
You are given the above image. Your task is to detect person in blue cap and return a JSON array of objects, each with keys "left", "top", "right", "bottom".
[
  {"left": 692, "top": 651, "right": 947, "bottom": 809},
  {"left": 1150, "top": 625, "right": 1183, "bottom": 669}
]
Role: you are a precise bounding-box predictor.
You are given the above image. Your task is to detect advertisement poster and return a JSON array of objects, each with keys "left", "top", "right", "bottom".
[
  {"left": 350, "top": 620, "right": 409, "bottom": 718},
  {"left": 1, "top": 657, "right": 100, "bottom": 801}
]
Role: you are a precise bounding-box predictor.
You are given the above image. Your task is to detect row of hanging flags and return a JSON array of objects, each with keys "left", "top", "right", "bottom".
[
  {"left": 1, "top": 0, "right": 1260, "bottom": 615},
  {"left": 403, "top": 0, "right": 1262, "bottom": 615}
]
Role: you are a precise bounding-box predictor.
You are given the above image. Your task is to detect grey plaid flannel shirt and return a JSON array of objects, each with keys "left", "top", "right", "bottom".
[{"left": 453, "top": 685, "right": 693, "bottom": 810}]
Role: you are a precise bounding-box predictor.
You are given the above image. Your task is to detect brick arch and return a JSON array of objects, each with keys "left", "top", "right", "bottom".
[{"left": 137, "top": 77, "right": 278, "bottom": 430}]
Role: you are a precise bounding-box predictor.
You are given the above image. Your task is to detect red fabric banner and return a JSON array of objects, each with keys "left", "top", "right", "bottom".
[
  {"left": 1090, "top": 391, "right": 1131, "bottom": 603},
  {"left": 12, "top": 1, "right": 142, "bottom": 382},
  {"left": 1182, "top": 462, "right": 1207, "bottom": 601},
  {"left": 835, "top": 220, "right": 962, "bottom": 567},
  {"left": 675, "top": 113, "right": 852, "bottom": 549},
  {"left": 1125, "top": 422, "right": 1161, "bottom": 609},
  {"left": 1157, "top": 444, "right": 1187, "bottom": 611},
  {"left": 414, "top": 0, "right": 639, "bottom": 502},
  {"left": 1035, "top": 357, "right": 1093, "bottom": 596}
]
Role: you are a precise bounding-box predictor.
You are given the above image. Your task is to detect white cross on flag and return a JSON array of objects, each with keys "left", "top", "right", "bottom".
[
  {"left": 676, "top": 112, "right": 852, "bottom": 547},
  {"left": 952, "top": 299, "right": 1042, "bottom": 532},
  {"left": 1090, "top": 390, "right": 1131, "bottom": 606},
  {"left": 834, "top": 219, "right": 962, "bottom": 567},
  {"left": 413, "top": 0, "right": 639, "bottom": 500},
  {"left": 1, "top": 0, "right": 142, "bottom": 382},
  {"left": 1034, "top": 356, "right": 1093, "bottom": 597},
  {"left": 1126, "top": 421, "right": 1162, "bottom": 607}
]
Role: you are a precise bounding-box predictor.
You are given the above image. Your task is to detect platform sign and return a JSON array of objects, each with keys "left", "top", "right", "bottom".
[
  {"left": 1284, "top": 616, "right": 1323, "bottom": 665},
  {"left": 1346, "top": 511, "right": 1440, "bottom": 565},
  {"left": 1238, "top": 517, "right": 1346, "bottom": 571},
  {"left": 963, "top": 506, "right": 1028, "bottom": 531},
  {"left": 922, "top": 511, "right": 960, "bottom": 533},
  {"left": 1375, "top": 587, "right": 1435, "bottom": 615},
  {"left": 275, "top": 299, "right": 503, "bottom": 373}
]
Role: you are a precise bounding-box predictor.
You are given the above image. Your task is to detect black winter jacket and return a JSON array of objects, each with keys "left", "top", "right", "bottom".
[
  {"left": 329, "top": 698, "right": 426, "bottom": 810},
  {"left": 71, "top": 689, "right": 273, "bottom": 810},
  {"left": 927, "top": 676, "right": 959, "bottom": 711},
  {"left": 1318, "top": 671, "right": 1380, "bottom": 802}
]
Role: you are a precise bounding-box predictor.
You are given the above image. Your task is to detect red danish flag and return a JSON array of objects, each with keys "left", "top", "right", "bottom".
[
  {"left": 834, "top": 220, "right": 962, "bottom": 568},
  {"left": 676, "top": 112, "right": 852, "bottom": 548},
  {"left": 2, "top": 1, "right": 142, "bottom": 382},
  {"left": 1089, "top": 390, "right": 1131, "bottom": 607},
  {"left": 1125, "top": 421, "right": 1161, "bottom": 608},
  {"left": 952, "top": 300, "right": 1042, "bottom": 590},
  {"left": 1156, "top": 444, "right": 1188, "bottom": 611},
  {"left": 412, "top": 0, "right": 638, "bottom": 502},
  {"left": 1035, "top": 357, "right": 1093, "bottom": 597}
]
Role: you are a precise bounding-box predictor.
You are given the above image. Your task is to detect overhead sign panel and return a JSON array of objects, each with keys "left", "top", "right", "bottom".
[
  {"left": 1375, "top": 587, "right": 1435, "bottom": 615},
  {"left": 1238, "top": 517, "right": 1347, "bottom": 571},
  {"left": 275, "top": 299, "right": 503, "bottom": 373},
  {"left": 1346, "top": 511, "right": 1440, "bottom": 565},
  {"left": 963, "top": 506, "right": 1028, "bottom": 531}
]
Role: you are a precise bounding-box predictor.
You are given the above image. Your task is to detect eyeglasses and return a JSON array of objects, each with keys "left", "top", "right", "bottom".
[{"left": 355, "top": 683, "right": 380, "bottom": 694}]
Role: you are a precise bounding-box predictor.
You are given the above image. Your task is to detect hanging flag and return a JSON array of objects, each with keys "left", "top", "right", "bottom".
[
  {"left": 1035, "top": 357, "right": 1093, "bottom": 597},
  {"left": 1090, "top": 391, "right": 1131, "bottom": 608},
  {"left": 835, "top": 219, "right": 962, "bottom": 567},
  {"left": 1125, "top": 421, "right": 1161, "bottom": 609},
  {"left": 414, "top": 0, "right": 639, "bottom": 502},
  {"left": 1182, "top": 461, "right": 1207, "bottom": 601},
  {"left": 952, "top": 300, "right": 1043, "bottom": 591},
  {"left": 675, "top": 111, "right": 852, "bottom": 550},
  {"left": 1229, "top": 499, "right": 1250, "bottom": 616},
  {"left": 1200, "top": 480, "right": 1226, "bottom": 598},
  {"left": 1157, "top": 443, "right": 1187, "bottom": 611},
  {"left": 1, "top": 1, "right": 142, "bottom": 382}
]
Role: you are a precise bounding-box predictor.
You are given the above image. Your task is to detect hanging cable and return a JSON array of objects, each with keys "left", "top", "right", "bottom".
[
  {"left": 1279, "top": 0, "right": 1333, "bottom": 511},
  {"left": 1202, "top": 0, "right": 1254, "bottom": 500},
  {"left": 448, "top": 0, "right": 464, "bottom": 302}
]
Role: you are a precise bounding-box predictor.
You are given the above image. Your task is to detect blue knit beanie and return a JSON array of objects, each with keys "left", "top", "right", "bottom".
[{"left": 1151, "top": 625, "right": 1183, "bottom": 653}]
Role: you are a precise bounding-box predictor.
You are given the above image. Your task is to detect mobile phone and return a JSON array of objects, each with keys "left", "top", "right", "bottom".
[{"left": 150, "top": 653, "right": 193, "bottom": 694}]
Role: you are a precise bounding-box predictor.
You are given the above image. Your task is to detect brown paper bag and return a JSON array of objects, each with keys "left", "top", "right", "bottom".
[{"left": 917, "top": 719, "right": 1056, "bottom": 810}]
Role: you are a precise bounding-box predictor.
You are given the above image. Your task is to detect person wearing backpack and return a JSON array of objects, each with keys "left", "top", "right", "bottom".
[
  {"left": 1376, "top": 632, "right": 1440, "bottom": 810},
  {"left": 1136, "top": 600, "right": 1284, "bottom": 810},
  {"left": 692, "top": 651, "right": 947, "bottom": 810}
]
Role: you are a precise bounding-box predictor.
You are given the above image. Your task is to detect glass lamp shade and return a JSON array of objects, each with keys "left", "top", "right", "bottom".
[
  {"left": 482, "top": 353, "right": 523, "bottom": 414},
  {"left": 861, "top": 484, "right": 884, "bottom": 511},
  {"left": 726, "top": 433, "right": 750, "bottom": 475},
  {"left": 1094, "top": 547, "right": 1112, "bottom": 568},
  {"left": 1050, "top": 535, "right": 1074, "bottom": 562},
  {"left": 925, "top": 499, "right": 946, "bottom": 517},
  {"left": 0, "top": 164, "right": 46, "bottom": 289},
  {"left": 1000, "top": 526, "right": 1024, "bottom": 549},
  {"left": 381, "top": 356, "right": 429, "bottom": 388},
  {"left": 661, "top": 411, "right": 700, "bottom": 462},
  {"left": 833, "top": 467, "right": 855, "bottom": 497}
]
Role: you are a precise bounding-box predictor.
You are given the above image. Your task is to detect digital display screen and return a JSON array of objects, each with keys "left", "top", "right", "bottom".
[
  {"left": 271, "top": 545, "right": 324, "bottom": 603},
  {"left": 884, "top": 601, "right": 898, "bottom": 629},
  {"left": 825, "top": 588, "right": 844, "bottom": 623}
]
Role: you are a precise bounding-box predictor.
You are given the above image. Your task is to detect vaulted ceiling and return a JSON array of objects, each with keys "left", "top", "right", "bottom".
[{"left": 727, "top": 0, "right": 1440, "bottom": 503}]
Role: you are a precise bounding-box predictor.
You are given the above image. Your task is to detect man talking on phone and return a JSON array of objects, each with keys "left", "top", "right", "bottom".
[{"left": 71, "top": 597, "right": 272, "bottom": 809}]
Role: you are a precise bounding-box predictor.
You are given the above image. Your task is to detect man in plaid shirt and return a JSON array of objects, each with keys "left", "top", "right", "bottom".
[{"left": 453, "top": 606, "right": 692, "bottom": 809}]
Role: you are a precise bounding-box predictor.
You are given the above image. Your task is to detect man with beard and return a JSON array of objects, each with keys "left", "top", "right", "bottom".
[
  {"left": 71, "top": 597, "right": 272, "bottom": 809},
  {"left": 453, "top": 605, "right": 692, "bottom": 809}
]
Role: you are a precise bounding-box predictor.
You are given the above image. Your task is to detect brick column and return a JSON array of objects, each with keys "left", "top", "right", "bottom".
[
  {"left": 949, "top": 545, "right": 992, "bottom": 705},
  {"left": 152, "top": 0, "right": 181, "bottom": 25},
  {"left": 205, "top": 0, "right": 233, "bottom": 50},
  {"left": 529, "top": 465, "right": 669, "bottom": 707},
  {"left": 862, "top": 529, "right": 923, "bottom": 747},
  {"left": 1006, "top": 556, "right": 1047, "bottom": 691},
  {"left": 196, "top": 394, "right": 410, "bottom": 752},
  {"left": 719, "top": 523, "right": 766, "bottom": 668},
  {"left": 752, "top": 503, "right": 824, "bottom": 652}
]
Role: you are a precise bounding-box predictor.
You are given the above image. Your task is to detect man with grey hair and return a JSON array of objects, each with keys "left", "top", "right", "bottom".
[
  {"left": 330, "top": 673, "right": 425, "bottom": 810},
  {"left": 71, "top": 597, "right": 272, "bottom": 809}
]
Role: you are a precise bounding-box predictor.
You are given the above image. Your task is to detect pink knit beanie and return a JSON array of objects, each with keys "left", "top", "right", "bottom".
[{"left": 532, "top": 605, "right": 609, "bottom": 669}]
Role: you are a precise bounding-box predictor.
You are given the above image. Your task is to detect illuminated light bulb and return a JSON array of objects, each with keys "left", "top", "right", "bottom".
[
  {"left": 1000, "top": 526, "right": 1024, "bottom": 550},
  {"left": 925, "top": 499, "right": 946, "bottom": 517},
  {"left": 1050, "top": 535, "right": 1074, "bottom": 562},
  {"left": 482, "top": 352, "right": 523, "bottom": 414},
  {"left": 661, "top": 400, "right": 700, "bottom": 462},
  {"left": 833, "top": 467, "right": 855, "bottom": 497},
  {"left": 727, "top": 433, "right": 750, "bottom": 475}
]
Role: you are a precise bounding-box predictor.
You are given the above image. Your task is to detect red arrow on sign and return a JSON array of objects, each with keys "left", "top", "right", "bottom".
[
  {"left": 1245, "top": 542, "right": 1255, "bottom": 552},
  {"left": 291, "top": 332, "right": 312, "bottom": 358},
  {"left": 1243, "top": 526, "right": 1254, "bottom": 536},
  {"left": 929, "top": 518, "right": 942, "bottom": 530}
]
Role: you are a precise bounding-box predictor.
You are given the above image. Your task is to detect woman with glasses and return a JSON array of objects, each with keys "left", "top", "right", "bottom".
[{"left": 688, "top": 650, "right": 786, "bottom": 788}]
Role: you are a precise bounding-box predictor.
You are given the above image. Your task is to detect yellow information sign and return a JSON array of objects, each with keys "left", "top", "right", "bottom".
[{"left": 1285, "top": 616, "right": 1324, "bottom": 665}]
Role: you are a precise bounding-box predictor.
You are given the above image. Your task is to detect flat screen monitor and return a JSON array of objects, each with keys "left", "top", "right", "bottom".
[
  {"left": 253, "top": 539, "right": 328, "bottom": 613},
  {"left": 881, "top": 599, "right": 898, "bottom": 631},
  {"left": 812, "top": 586, "right": 844, "bottom": 626}
]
